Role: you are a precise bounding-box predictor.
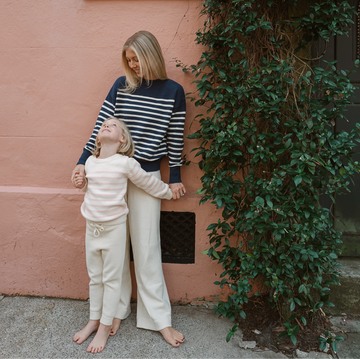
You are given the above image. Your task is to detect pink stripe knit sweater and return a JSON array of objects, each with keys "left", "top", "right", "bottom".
[{"left": 81, "top": 154, "right": 172, "bottom": 222}]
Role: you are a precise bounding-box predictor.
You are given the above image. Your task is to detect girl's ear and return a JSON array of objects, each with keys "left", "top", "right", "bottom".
[{"left": 119, "top": 135, "right": 126, "bottom": 144}]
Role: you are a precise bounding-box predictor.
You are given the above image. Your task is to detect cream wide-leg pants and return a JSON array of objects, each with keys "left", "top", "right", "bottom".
[
  {"left": 114, "top": 170, "right": 172, "bottom": 331},
  {"left": 85, "top": 215, "right": 127, "bottom": 326}
]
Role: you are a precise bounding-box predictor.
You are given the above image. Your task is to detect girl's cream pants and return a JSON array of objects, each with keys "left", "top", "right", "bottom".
[{"left": 85, "top": 215, "right": 127, "bottom": 326}]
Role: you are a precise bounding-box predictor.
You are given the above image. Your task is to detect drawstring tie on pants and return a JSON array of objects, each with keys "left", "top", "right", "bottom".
[{"left": 89, "top": 222, "right": 104, "bottom": 237}]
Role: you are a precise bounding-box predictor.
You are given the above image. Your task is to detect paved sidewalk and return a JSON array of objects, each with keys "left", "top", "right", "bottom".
[{"left": 0, "top": 296, "right": 355, "bottom": 359}]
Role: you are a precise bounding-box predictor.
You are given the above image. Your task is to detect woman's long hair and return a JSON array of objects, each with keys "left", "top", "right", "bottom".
[{"left": 122, "top": 31, "right": 168, "bottom": 92}]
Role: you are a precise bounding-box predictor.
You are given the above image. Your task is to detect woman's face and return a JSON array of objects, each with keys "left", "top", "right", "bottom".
[{"left": 125, "top": 49, "right": 141, "bottom": 77}]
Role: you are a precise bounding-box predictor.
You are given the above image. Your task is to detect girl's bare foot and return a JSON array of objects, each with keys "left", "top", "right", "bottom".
[
  {"left": 109, "top": 318, "right": 121, "bottom": 336},
  {"left": 160, "top": 327, "right": 185, "bottom": 347},
  {"left": 87, "top": 323, "right": 111, "bottom": 353},
  {"left": 73, "top": 320, "right": 99, "bottom": 344}
]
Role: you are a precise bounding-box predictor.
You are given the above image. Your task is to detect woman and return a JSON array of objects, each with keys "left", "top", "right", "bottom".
[{"left": 71, "top": 31, "right": 186, "bottom": 347}]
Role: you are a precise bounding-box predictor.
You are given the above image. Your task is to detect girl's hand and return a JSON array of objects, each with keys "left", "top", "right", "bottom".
[
  {"left": 74, "top": 173, "right": 86, "bottom": 189},
  {"left": 169, "top": 182, "right": 186, "bottom": 200},
  {"left": 71, "top": 164, "right": 85, "bottom": 188}
]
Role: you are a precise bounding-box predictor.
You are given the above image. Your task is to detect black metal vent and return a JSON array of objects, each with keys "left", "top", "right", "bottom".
[
  {"left": 130, "top": 211, "right": 196, "bottom": 264},
  {"left": 160, "top": 211, "right": 196, "bottom": 264}
]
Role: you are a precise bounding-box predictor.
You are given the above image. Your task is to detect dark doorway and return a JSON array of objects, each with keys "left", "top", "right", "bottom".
[{"left": 321, "top": 0, "right": 360, "bottom": 256}]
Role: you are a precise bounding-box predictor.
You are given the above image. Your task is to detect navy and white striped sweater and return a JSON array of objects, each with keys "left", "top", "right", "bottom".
[{"left": 78, "top": 76, "right": 186, "bottom": 183}]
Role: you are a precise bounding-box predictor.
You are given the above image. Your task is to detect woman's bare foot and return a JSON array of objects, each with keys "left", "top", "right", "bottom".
[
  {"left": 109, "top": 318, "right": 121, "bottom": 336},
  {"left": 73, "top": 319, "right": 99, "bottom": 344},
  {"left": 160, "top": 327, "right": 185, "bottom": 347},
  {"left": 87, "top": 323, "right": 111, "bottom": 353}
]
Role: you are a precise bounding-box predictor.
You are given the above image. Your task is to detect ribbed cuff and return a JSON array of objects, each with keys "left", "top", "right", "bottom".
[
  {"left": 165, "top": 188, "right": 173, "bottom": 200},
  {"left": 169, "top": 166, "right": 181, "bottom": 183},
  {"left": 77, "top": 148, "right": 92, "bottom": 165}
]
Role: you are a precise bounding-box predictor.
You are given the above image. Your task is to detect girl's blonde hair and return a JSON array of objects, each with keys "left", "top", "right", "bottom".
[
  {"left": 92, "top": 117, "right": 135, "bottom": 158},
  {"left": 122, "top": 30, "right": 168, "bottom": 92}
]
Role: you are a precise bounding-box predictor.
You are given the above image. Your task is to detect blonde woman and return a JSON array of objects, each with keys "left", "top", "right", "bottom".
[{"left": 71, "top": 31, "right": 186, "bottom": 347}]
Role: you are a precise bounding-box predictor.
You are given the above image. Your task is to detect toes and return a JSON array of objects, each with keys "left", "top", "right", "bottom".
[{"left": 73, "top": 337, "right": 83, "bottom": 344}]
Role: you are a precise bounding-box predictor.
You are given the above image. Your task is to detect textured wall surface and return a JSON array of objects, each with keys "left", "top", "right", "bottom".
[{"left": 0, "top": 0, "right": 227, "bottom": 302}]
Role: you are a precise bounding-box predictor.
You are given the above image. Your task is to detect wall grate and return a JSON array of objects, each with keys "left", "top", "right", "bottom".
[
  {"left": 130, "top": 211, "right": 196, "bottom": 264},
  {"left": 160, "top": 211, "right": 195, "bottom": 264}
]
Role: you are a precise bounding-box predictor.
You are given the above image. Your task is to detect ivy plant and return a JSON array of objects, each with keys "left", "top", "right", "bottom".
[{"left": 184, "top": 0, "right": 360, "bottom": 345}]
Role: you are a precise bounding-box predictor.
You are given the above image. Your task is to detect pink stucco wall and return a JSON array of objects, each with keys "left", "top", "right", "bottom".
[{"left": 0, "top": 0, "right": 226, "bottom": 303}]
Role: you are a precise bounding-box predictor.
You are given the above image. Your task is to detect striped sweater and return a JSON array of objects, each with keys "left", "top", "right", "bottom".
[
  {"left": 78, "top": 77, "right": 186, "bottom": 183},
  {"left": 81, "top": 154, "right": 172, "bottom": 222}
]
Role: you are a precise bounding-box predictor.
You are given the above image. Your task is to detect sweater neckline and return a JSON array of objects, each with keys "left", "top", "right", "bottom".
[{"left": 92, "top": 154, "right": 123, "bottom": 163}]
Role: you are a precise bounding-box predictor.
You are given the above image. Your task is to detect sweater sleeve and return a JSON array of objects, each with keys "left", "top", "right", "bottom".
[
  {"left": 167, "top": 85, "right": 186, "bottom": 183},
  {"left": 126, "top": 158, "right": 172, "bottom": 200},
  {"left": 77, "top": 78, "right": 122, "bottom": 165}
]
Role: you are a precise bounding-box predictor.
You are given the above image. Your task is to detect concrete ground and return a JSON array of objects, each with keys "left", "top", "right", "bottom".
[
  {"left": 0, "top": 295, "right": 357, "bottom": 359},
  {"left": 329, "top": 315, "right": 360, "bottom": 359}
]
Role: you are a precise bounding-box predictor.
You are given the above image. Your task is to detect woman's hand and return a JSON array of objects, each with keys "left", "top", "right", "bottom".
[
  {"left": 71, "top": 164, "right": 85, "bottom": 188},
  {"left": 169, "top": 182, "right": 186, "bottom": 200}
]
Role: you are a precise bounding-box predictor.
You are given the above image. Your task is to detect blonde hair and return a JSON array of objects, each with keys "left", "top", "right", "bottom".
[
  {"left": 122, "top": 31, "right": 168, "bottom": 92},
  {"left": 92, "top": 117, "right": 135, "bottom": 158}
]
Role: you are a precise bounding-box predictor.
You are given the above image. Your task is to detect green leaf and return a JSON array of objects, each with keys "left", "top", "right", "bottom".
[
  {"left": 206, "top": 223, "right": 218, "bottom": 230},
  {"left": 213, "top": 251, "right": 220, "bottom": 259},
  {"left": 256, "top": 196, "right": 265, "bottom": 207},
  {"left": 201, "top": 249, "right": 209, "bottom": 255},
  {"left": 226, "top": 332, "right": 233, "bottom": 343},
  {"left": 294, "top": 175, "right": 302, "bottom": 187},
  {"left": 282, "top": 76, "right": 293, "bottom": 84},
  {"left": 300, "top": 315, "right": 307, "bottom": 325},
  {"left": 276, "top": 148, "right": 286, "bottom": 155},
  {"left": 284, "top": 139, "right": 292, "bottom": 149},
  {"left": 290, "top": 334, "right": 297, "bottom": 346}
]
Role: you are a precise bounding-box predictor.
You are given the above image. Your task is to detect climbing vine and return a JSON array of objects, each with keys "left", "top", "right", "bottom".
[{"left": 184, "top": 0, "right": 359, "bottom": 345}]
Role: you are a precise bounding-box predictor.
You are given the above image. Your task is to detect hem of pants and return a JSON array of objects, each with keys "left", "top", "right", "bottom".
[
  {"left": 115, "top": 307, "right": 131, "bottom": 321},
  {"left": 136, "top": 318, "right": 172, "bottom": 332},
  {"left": 90, "top": 311, "right": 101, "bottom": 321},
  {"left": 100, "top": 314, "right": 114, "bottom": 326}
]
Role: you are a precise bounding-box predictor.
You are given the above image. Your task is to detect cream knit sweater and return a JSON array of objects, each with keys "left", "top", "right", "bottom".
[{"left": 81, "top": 154, "right": 172, "bottom": 222}]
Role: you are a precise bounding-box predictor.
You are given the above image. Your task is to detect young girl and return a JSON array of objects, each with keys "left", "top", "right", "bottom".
[
  {"left": 72, "top": 30, "right": 186, "bottom": 347},
  {"left": 73, "top": 117, "right": 172, "bottom": 354}
]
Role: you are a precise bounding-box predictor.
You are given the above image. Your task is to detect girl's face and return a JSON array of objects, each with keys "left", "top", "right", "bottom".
[
  {"left": 125, "top": 49, "right": 141, "bottom": 77},
  {"left": 98, "top": 119, "right": 126, "bottom": 146}
]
